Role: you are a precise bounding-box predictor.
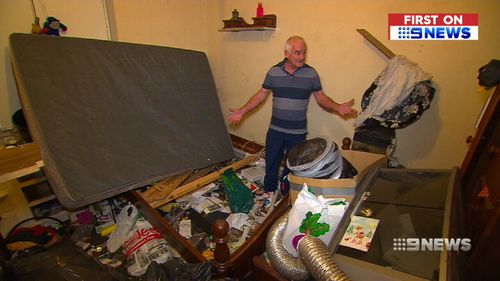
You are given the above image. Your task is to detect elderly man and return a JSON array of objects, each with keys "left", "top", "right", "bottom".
[{"left": 228, "top": 35, "right": 357, "bottom": 194}]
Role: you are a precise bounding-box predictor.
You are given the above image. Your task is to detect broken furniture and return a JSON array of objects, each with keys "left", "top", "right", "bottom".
[{"left": 9, "top": 33, "right": 287, "bottom": 277}]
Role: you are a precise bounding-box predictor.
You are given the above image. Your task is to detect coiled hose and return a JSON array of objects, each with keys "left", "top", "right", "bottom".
[
  {"left": 266, "top": 213, "right": 310, "bottom": 280},
  {"left": 266, "top": 213, "right": 351, "bottom": 281}
]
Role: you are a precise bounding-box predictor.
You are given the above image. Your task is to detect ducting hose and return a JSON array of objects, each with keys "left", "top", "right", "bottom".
[
  {"left": 266, "top": 213, "right": 310, "bottom": 281},
  {"left": 298, "top": 235, "right": 350, "bottom": 281},
  {"left": 266, "top": 213, "right": 351, "bottom": 281}
]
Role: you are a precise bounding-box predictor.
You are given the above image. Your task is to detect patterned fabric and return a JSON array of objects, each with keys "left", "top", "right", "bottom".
[
  {"left": 355, "top": 55, "right": 433, "bottom": 128},
  {"left": 360, "top": 80, "right": 435, "bottom": 129},
  {"left": 262, "top": 59, "right": 322, "bottom": 134}
]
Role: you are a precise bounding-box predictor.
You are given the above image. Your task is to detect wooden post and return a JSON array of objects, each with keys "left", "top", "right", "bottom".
[
  {"left": 342, "top": 137, "right": 352, "bottom": 150},
  {"left": 212, "top": 219, "right": 230, "bottom": 276},
  {"left": 356, "top": 29, "right": 395, "bottom": 59}
]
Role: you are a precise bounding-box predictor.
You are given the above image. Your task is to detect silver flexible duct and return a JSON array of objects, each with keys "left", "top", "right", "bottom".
[
  {"left": 287, "top": 139, "right": 344, "bottom": 179},
  {"left": 266, "top": 213, "right": 310, "bottom": 281},
  {"left": 266, "top": 213, "right": 351, "bottom": 281},
  {"left": 298, "top": 235, "right": 351, "bottom": 281}
]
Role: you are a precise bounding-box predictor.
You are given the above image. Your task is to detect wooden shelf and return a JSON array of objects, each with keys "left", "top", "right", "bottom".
[
  {"left": 19, "top": 176, "right": 47, "bottom": 189},
  {"left": 28, "top": 194, "right": 56, "bottom": 207},
  {"left": 218, "top": 27, "right": 275, "bottom": 32}
]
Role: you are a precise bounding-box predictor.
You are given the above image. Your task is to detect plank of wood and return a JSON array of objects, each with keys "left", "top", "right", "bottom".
[
  {"left": 0, "top": 143, "right": 42, "bottom": 183},
  {"left": 18, "top": 176, "right": 48, "bottom": 189},
  {"left": 356, "top": 29, "right": 395, "bottom": 59},
  {"left": 182, "top": 166, "right": 217, "bottom": 184},
  {"left": 141, "top": 171, "right": 193, "bottom": 199},
  {"left": 150, "top": 155, "right": 259, "bottom": 208}
]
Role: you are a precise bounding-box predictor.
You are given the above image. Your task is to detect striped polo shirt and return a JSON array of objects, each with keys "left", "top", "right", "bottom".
[{"left": 262, "top": 59, "right": 322, "bottom": 134}]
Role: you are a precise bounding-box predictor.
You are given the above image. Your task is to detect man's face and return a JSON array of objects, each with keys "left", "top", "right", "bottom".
[{"left": 285, "top": 39, "right": 306, "bottom": 70}]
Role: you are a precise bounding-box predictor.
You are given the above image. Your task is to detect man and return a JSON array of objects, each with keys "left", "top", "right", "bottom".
[{"left": 228, "top": 36, "right": 357, "bottom": 194}]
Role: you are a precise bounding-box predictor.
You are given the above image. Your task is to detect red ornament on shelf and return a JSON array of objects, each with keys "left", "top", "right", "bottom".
[{"left": 256, "top": 2, "right": 264, "bottom": 17}]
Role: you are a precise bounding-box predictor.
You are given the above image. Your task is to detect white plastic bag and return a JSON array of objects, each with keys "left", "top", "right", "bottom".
[
  {"left": 106, "top": 203, "right": 139, "bottom": 253},
  {"left": 123, "top": 217, "right": 172, "bottom": 276},
  {"left": 106, "top": 204, "right": 172, "bottom": 276},
  {"left": 282, "top": 183, "right": 348, "bottom": 257}
]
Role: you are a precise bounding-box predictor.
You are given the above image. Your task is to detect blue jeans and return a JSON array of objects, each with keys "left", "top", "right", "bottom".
[{"left": 264, "top": 129, "right": 306, "bottom": 193}]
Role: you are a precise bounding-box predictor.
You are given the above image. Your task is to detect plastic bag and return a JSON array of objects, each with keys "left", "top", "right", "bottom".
[
  {"left": 220, "top": 168, "right": 254, "bottom": 213},
  {"left": 123, "top": 217, "right": 172, "bottom": 276},
  {"left": 106, "top": 204, "right": 139, "bottom": 253},
  {"left": 107, "top": 204, "right": 172, "bottom": 276},
  {"left": 143, "top": 259, "right": 211, "bottom": 281},
  {"left": 282, "top": 183, "right": 348, "bottom": 257}
]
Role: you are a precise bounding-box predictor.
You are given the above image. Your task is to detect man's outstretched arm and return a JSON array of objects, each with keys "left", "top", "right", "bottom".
[
  {"left": 313, "top": 90, "right": 358, "bottom": 117},
  {"left": 228, "top": 88, "right": 271, "bottom": 124}
]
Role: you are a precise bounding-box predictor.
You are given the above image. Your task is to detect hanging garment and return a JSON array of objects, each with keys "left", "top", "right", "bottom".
[
  {"left": 355, "top": 55, "right": 434, "bottom": 129},
  {"left": 359, "top": 80, "right": 435, "bottom": 129}
]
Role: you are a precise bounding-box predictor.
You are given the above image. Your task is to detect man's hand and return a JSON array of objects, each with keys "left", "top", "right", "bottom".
[
  {"left": 337, "top": 99, "right": 358, "bottom": 117},
  {"left": 228, "top": 108, "right": 244, "bottom": 125},
  {"left": 227, "top": 88, "right": 270, "bottom": 125},
  {"left": 313, "top": 91, "right": 358, "bottom": 118}
]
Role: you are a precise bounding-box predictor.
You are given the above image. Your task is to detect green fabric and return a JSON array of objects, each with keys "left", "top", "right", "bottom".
[{"left": 221, "top": 168, "right": 254, "bottom": 213}]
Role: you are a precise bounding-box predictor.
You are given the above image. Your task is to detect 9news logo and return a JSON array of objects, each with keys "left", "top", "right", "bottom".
[
  {"left": 389, "top": 14, "right": 478, "bottom": 40},
  {"left": 393, "top": 238, "right": 472, "bottom": 252}
]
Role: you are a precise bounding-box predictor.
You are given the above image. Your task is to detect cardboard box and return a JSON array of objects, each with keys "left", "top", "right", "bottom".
[{"left": 288, "top": 150, "right": 386, "bottom": 204}]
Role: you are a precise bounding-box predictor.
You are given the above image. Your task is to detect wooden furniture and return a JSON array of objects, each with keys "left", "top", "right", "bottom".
[
  {"left": 251, "top": 255, "right": 288, "bottom": 281},
  {"left": 0, "top": 143, "right": 56, "bottom": 236},
  {"left": 220, "top": 13, "right": 276, "bottom": 32},
  {"left": 251, "top": 167, "right": 464, "bottom": 281},
  {"left": 122, "top": 134, "right": 290, "bottom": 277},
  {"left": 460, "top": 85, "right": 499, "bottom": 280}
]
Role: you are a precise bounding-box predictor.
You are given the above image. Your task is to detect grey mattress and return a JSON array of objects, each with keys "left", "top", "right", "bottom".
[{"left": 10, "top": 33, "right": 234, "bottom": 209}]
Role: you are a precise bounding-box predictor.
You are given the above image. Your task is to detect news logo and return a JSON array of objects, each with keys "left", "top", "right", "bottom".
[
  {"left": 389, "top": 13, "right": 478, "bottom": 40},
  {"left": 393, "top": 238, "right": 472, "bottom": 251}
]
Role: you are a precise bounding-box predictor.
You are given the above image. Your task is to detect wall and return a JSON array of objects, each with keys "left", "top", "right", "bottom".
[
  {"left": 110, "top": 0, "right": 208, "bottom": 52},
  {"left": 0, "top": 0, "right": 109, "bottom": 130},
  {"left": 208, "top": 0, "right": 500, "bottom": 168}
]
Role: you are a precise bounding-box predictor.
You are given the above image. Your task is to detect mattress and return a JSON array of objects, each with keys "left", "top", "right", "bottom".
[{"left": 9, "top": 33, "right": 234, "bottom": 208}]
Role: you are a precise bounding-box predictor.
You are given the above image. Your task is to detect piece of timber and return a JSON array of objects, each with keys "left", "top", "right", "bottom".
[
  {"left": 356, "top": 29, "right": 395, "bottom": 59},
  {"left": 141, "top": 164, "right": 220, "bottom": 206},
  {"left": 149, "top": 154, "right": 259, "bottom": 208},
  {"left": 0, "top": 142, "right": 42, "bottom": 183},
  {"left": 213, "top": 219, "right": 230, "bottom": 277},
  {"left": 230, "top": 134, "right": 265, "bottom": 155},
  {"left": 181, "top": 165, "right": 218, "bottom": 186},
  {"left": 140, "top": 171, "right": 193, "bottom": 202}
]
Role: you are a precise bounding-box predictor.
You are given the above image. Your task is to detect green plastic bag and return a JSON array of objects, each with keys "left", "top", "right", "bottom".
[{"left": 220, "top": 168, "right": 254, "bottom": 213}]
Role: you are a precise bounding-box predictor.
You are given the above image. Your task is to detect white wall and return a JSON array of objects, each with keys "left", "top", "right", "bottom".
[
  {"left": 0, "top": 0, "right": 109, "bottom": 129},
  {"left": 110, "top": 0, "right": 208, "bottom": 52}
]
